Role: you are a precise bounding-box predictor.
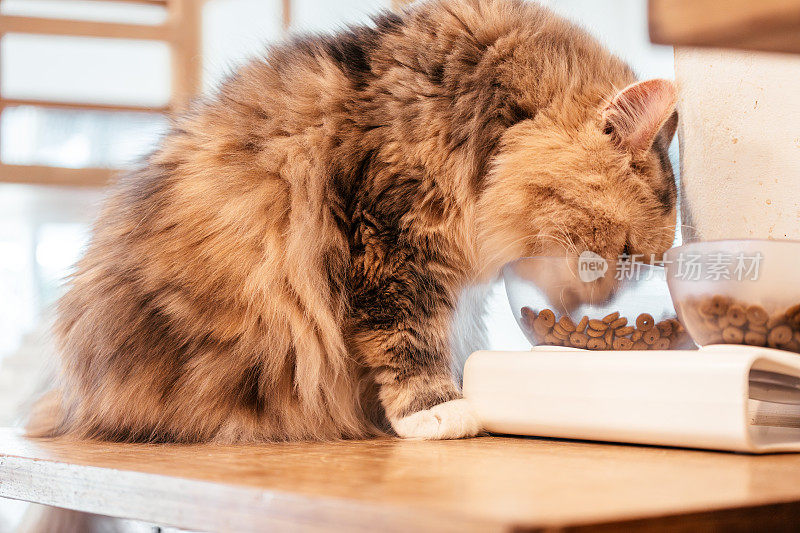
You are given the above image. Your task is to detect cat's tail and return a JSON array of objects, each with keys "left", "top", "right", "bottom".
[
  {"left": 24, "top": 388, "right": 66, "bottom": 439},
  {"left": 18, "top": 392, "right": 129, "bottom": 533}
]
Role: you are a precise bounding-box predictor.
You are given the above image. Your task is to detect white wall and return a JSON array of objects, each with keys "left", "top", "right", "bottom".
[{"left": 675, "top": 48, "right": 800, "bottom": 242}]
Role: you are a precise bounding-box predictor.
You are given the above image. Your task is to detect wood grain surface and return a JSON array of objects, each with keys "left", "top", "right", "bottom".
[
  {"left": 3, "top": 429, "right": 800, "bottom": 531},
  {"left": 649, "top": 0, "right": 800, "bottom": 54}
]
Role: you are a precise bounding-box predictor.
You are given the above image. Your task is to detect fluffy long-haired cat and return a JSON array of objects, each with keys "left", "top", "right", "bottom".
[{"left": 32, "top": 0, "right": 679, "bottom": 443}]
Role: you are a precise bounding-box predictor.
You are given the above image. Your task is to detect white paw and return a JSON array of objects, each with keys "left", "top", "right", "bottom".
[{"left": 392, "top": 399, "right": 481, "bottom": 440}]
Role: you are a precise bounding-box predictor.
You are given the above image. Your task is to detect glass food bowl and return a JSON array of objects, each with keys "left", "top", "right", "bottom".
[
  {"left": 665, "top": 239, "right": 800, "bottom": 354},
  {"left": 503, "top": 256, "right": 692, "bottom": 350}
]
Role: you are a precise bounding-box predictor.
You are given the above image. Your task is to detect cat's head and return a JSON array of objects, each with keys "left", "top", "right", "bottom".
[{"left": 477, "top": 78, "right": 679, "bottom": 277}]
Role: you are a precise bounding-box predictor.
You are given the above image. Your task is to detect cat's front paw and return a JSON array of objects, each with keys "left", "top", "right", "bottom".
[{"left": 392, "top": 399, "right": 481, "bottom": 440}]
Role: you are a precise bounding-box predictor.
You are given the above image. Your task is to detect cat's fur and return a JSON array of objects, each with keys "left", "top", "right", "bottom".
[{"left": 33, "top": 0, "right": 679, "bottom": 443}]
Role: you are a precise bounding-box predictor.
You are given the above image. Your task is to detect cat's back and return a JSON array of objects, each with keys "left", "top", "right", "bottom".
[
  {"left": 44, "top": 0, "right": 634, "bottom": 444},
  {"left": 152, "top": 0, "right": 615, "bottom": 185}
]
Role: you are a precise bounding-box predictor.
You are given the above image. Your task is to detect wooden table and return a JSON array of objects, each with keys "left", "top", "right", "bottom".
[{"left": 2, "top": 428, "right": 800, "bottom": 531}]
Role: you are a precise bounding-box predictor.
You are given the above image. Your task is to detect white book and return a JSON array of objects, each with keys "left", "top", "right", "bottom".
[{"left": 462, "top": 345, "right": 800, "bottom": 453}]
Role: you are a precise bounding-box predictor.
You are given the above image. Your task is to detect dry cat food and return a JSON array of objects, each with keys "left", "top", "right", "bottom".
[
  {"left": 520, "top": 307, "right": 690, "bottom": 350},
  {"left": 679, "top": 295, "right": 800, "bottom": 353}
]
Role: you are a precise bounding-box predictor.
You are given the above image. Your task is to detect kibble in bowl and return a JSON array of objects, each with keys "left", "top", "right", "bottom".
[
  {"left": 665, "top": 239, "right": 800, "bottom": 354},
  {"left": 504, "top": 256, "right": 693, "bottom": 350}
]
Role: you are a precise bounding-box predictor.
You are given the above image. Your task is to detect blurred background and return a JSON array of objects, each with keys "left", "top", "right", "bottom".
[{"left": 0, "top": 2, "right": 674, "bottom": 527}]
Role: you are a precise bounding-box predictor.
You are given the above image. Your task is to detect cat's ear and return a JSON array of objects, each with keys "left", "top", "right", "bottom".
[
  {"left": 600, "top": 79, "right": 677, "bottom": 153},
  {"left": 659, "top": 109, "right": 679, "bottom": 145}
]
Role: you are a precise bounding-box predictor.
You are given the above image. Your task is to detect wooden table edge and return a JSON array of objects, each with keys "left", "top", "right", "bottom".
[
  {"left": 4, "top": 431, "right": 800, "bottom": 532},
  {"left": 0, "top": 451, "right": 511, "bottom": 532}
]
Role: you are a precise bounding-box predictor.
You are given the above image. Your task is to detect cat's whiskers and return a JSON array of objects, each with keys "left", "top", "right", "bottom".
[{"left": 551, "top": 223, "right": 580, "bottom": 256}]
